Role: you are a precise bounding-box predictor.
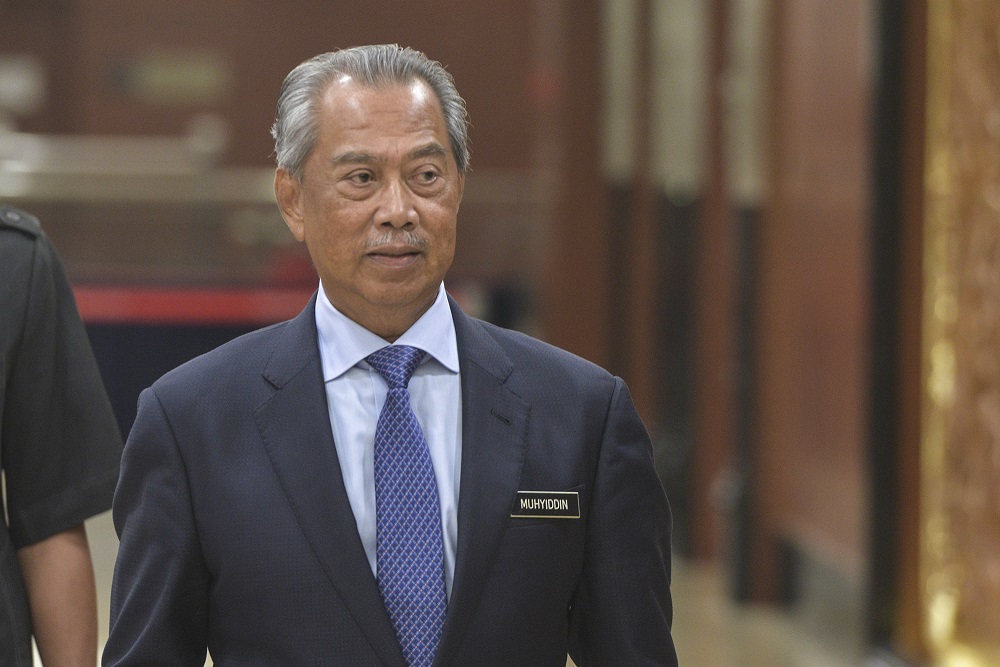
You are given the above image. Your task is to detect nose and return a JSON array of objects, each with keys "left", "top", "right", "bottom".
[{"left": 376, "top": 178, "right": 417, "bottom": 230}]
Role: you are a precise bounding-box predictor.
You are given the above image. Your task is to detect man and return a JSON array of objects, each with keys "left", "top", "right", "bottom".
[
  {"left": 105, "top": 45, "right": 676, "bottom": 666},
  {"left": 0, "top": 205, "right": 123, "bottom": 666}
]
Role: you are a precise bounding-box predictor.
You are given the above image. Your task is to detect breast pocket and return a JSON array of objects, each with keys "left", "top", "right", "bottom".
[{"left": 496, "top": 484, "right": 587, "bottom": 604}]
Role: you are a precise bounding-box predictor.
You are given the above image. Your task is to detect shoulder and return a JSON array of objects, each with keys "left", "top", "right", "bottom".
[
  {"left": 0, "top": 206, "right": 42, "bottom": 238},
  {"left": 151, "top": 320, "right": 292, "bottom": 398},
  {"left": 465, "top": 315, "right": 617, "bottom": 398},
  {"left": 0, "top": 209, "right": 67, "bottom": 334},
  {"left": 0, "top": 206, "right": 42, "bottom": 236},
  {"left": 0, "top": 206, "right": 45, "bottom": 267},
  {"left": 484, "top": 319, "right": 608, "bottom": 373},
  {"left": 0, "top": 207, "right": 62, "bottom": 286}
]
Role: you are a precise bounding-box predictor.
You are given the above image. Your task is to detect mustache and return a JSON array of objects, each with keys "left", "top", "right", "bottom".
[{"left": 364, "top": 230, "right": 428, "bottom": 250}]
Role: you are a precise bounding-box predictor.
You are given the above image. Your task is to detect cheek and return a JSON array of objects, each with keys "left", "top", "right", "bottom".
[
  {"left": 426, "top": 207, "right": 458, "bottom": 246},
  {"left": 302, "top": 203, "right": 369, "bottom": 252},
  {"left": 301, "top": 224, "right": 355, "bottom": 277},
  {"left": 441, "top": 225, "right": 458, "bottom": 260},
  {"left": 441, "top": 230, "right": 457, "bottom": 258}
]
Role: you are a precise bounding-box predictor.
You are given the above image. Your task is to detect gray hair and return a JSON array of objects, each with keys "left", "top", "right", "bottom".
[{"left": 271, "top": 44, "right": 470, "bottom": 179}]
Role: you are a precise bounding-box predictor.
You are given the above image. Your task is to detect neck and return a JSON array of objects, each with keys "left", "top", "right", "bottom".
[{"left": 327, "top": 293, "right": 438, "bottom": 343}]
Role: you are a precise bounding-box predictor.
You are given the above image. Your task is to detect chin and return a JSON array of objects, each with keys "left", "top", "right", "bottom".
[{"left": 365, "top": 283, "right": 437, "bottom": 310}]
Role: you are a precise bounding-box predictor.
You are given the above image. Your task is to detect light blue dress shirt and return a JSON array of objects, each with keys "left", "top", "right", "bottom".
[{"left": 314, "top": 282, "right": 462, "bottom": 597}]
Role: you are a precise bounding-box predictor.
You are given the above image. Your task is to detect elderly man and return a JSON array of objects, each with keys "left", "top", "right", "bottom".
[{"left": 104, "top": 45, "right": 676, "bottom": 666}]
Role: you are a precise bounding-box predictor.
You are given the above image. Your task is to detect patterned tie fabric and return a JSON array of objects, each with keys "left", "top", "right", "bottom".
[{"left": 366, "top": 345, "right": 448, "bottom": 667}]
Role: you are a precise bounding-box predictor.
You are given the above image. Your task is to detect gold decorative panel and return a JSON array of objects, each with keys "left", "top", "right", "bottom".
[{"left": 922, "top": 0, "right": 1000, "bottom": 664}]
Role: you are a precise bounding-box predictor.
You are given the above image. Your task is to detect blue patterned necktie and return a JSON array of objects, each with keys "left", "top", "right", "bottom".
[{"left": 366, "top": 345, "right": 447, "bottom": 667}]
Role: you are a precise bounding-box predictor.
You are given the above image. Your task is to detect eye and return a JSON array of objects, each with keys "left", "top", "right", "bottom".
[
  {"left": 347, "top": 170, "right": 375, "bottom": 185},
  {"left": 414, "top": 169, "right": 439, "bottom": 184}
]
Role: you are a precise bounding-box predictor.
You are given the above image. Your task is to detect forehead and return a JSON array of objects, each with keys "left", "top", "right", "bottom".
[{"left": 314, "top": 78, "right": 448, "bottom": 143}]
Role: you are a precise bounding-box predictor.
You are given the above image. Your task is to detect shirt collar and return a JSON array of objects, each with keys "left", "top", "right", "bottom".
[{"left": 315, "top": 282, "right": 459, "bottom": 381}]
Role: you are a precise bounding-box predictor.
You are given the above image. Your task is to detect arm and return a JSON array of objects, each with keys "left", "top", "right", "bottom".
[
  {"left": 103, "top": 388, "right": 210, "bottom": 666},
  {"left": 17, "top": 524, "right": 98, "bottom": 667},
  {"left": 569, "top": 378, "right": 678, "bottom": 666}
]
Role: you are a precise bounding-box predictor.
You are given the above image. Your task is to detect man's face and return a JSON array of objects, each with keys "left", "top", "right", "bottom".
[{"left": 275, "top": 78, "right": 464, "bottom": 340}]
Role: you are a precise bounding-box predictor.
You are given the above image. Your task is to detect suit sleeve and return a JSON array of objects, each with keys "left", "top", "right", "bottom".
[
  {"left": 103, "top": 387, "right": 210, "bottom": 666},
  {"left": 568, "top": 378, "right": 678, "bottom": 666}
]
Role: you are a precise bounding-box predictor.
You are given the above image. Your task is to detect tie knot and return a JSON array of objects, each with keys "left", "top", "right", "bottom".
[{"left": 366, "top": 345, "right": 426, "bottom": 389}]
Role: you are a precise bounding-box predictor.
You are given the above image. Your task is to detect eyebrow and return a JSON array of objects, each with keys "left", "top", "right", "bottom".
[
  {"left": 330, "top": 151, "right": 378, "bottom": 166},
  {"left": 408, "top": 143, "right": 447, "bottom": 161},
  {"left": 329, "top": 142, "right": 448, "bottom": 167}
]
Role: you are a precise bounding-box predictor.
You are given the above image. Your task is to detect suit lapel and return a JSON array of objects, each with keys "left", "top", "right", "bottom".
[
  {"left": 253, "top": 295, "right": 404, "bottom": 667},
  {"left": 437, "top": 299, "right": 529, "bottom": 665}
]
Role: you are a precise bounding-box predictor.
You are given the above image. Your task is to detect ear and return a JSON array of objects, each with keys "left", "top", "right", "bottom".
[{"left": 274, "top": 168, "right": 306, "bottom": 242}]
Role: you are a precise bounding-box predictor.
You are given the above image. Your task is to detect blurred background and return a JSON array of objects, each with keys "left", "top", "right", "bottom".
[{"left": 2, "top": 0, "right": 998, "bottom": 665}]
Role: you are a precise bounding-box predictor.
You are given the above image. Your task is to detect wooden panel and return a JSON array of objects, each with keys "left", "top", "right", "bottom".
[
  {"left": 752, "top": 0, "right": 872, "bottom": 595},
  {"left": 61, "top": 0, "right": 536, "bottom": 170},
  {"left": 689, "top": 0, "right": 735, "bottom": 562},
  {"left": 537, "top": 0, "right": 610, "bottom": 366},
  {"left": 0, "top": 0, "right": 77, "bottom": 131}
]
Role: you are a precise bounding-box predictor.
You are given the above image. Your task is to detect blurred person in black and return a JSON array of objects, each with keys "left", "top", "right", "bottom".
[{"left": 0, "top": 205, "right": 123, "bottom": 666}]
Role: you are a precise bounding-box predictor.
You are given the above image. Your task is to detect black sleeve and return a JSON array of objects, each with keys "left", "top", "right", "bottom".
[{"left": 2, "top": 230, "right": 123, "bottom": 548}]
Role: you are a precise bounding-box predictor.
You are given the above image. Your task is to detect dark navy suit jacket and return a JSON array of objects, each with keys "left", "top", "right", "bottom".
[{"left": 104, "top": 295, "right": 677, "bottom": 666}]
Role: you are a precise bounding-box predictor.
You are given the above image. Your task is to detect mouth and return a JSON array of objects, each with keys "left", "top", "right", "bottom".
[{"left": 366, "top": 245, "right": 423, "bottom": 268}]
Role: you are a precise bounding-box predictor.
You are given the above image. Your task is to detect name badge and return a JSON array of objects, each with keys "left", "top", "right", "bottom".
[{"left": 511, "top": 491, "right": 581, "bottom": 519}]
